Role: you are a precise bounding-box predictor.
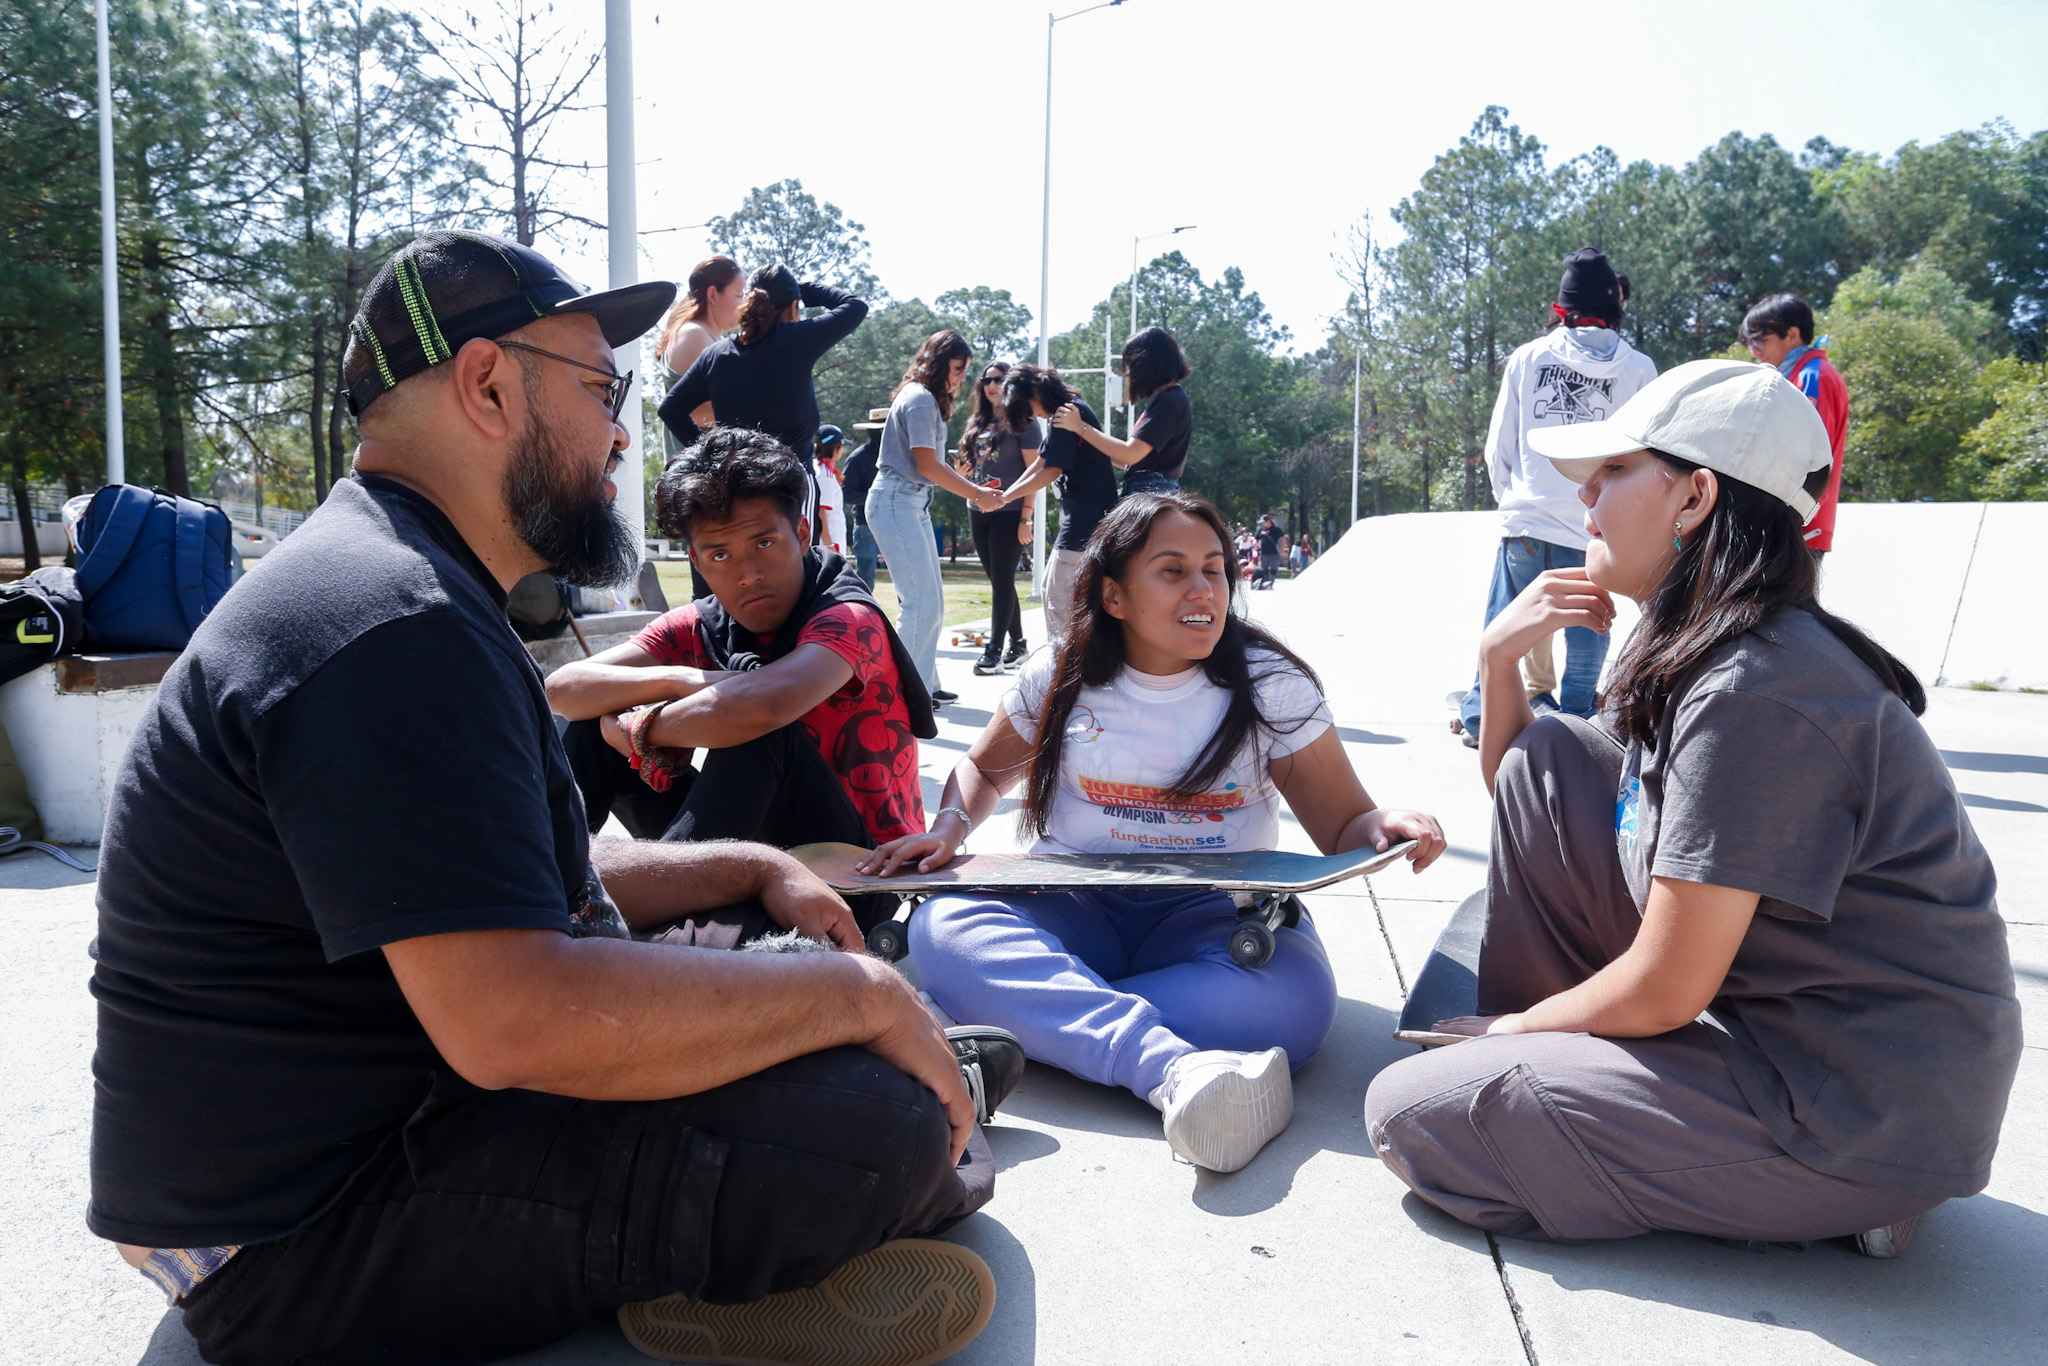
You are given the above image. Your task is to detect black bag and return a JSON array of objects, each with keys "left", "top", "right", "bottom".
[{"left": 0, "top": 566, "right": 85, "bottom": 687}]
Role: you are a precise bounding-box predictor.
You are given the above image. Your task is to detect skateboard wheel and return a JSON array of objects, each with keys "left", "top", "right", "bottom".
[
  {"left": 1229, "top": 921, "right": 1275, "bottom": 969},
  {"left": 866, "top": 920, "right": 908, "bottom": 962}
]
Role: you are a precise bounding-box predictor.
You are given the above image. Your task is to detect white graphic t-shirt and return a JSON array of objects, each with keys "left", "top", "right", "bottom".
[{"left": 1003, "top": 650, "right": 1332, "bottom": 855}]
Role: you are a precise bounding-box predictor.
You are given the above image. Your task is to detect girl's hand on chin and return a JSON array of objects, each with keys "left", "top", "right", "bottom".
[
  {"left": 1363, "top": 807, "right": 1447, "bottom": 871},
  {"left": 1479, "top": 568, "right": 1616, "bottom": 665}
]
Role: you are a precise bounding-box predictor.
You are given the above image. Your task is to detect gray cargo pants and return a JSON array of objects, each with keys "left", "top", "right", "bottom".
[{"left": 1364, "top": 714, "right": 1939, "bottom": 1244}]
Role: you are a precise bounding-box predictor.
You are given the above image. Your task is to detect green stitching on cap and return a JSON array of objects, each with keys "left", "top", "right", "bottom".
[
  {"left": 354, "top": 320, "right": 396, "bottom": 388},
  {"left": 393, "top": 254, "right": 452, "bottom": 363}
]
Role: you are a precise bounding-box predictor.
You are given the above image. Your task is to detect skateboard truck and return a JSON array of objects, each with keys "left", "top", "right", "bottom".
[
  {"left": 865, "top": 900, "right": 917, "bottom": 962},
  {"left": 1227, "top": 890, "right": 1301, "bottom": 969}
]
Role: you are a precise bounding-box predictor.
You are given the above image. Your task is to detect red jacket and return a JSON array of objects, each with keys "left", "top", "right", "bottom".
[{"left": 1787, "top": 349, "right": 1849, "bottom": 552}]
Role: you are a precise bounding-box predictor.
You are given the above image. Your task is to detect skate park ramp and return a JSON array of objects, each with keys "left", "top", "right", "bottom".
[{"left": 1280, "top": 502, "right": 2048, "bottom": 711}]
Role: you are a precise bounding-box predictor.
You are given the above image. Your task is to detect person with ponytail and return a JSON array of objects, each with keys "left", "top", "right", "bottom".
[
  {"left": 652, "top": 256, "right": 744, "bottom": 455},
  {"left": 657, "top": 262, "right": 867, "bottom": 466},
  {"left": 1367, "top": 361, "right": 2020, "bottom": 1258},
  {"left": 858, "top": 492, "right": 1445, "bottom": 1174},
  {"left": 865, "top": 330, "right": 1006, "bottom": 704}
]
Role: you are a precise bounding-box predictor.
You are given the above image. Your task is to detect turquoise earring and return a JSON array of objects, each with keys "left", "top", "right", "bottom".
[{"left": 1673, "top": 520, "right": 1684, "bottom": 550}]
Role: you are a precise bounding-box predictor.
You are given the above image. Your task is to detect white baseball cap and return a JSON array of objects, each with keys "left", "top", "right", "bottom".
[{"left": 1527, "top": 359, "right": 1833, "bottom": 522}]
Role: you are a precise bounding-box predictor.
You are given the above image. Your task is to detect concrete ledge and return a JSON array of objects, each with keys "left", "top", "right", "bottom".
[
  {"left": 0, "top": 657, "right": 166, "bottom": 845},
  {"left": 525, "top": 610, "right": 661, "bottom": 676}
]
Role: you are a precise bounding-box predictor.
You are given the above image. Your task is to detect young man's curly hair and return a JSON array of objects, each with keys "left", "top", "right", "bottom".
[{"left": 655, "top": 426, "right": 811, "bottom": 544}]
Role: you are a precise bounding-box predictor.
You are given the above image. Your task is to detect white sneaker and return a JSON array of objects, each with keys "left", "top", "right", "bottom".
[{"left": 1147, "top": 1047, "right": 1292, "bottom": 1173}]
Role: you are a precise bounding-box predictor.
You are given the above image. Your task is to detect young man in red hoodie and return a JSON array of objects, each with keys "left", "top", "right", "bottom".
[{"left": 1742, "top": 294, "right": 1849, "bottom": 556}]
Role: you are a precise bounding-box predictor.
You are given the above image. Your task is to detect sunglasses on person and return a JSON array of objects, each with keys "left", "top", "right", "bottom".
[
  {"left": 496, "top": 340, "right": 634, "bottom": 420},
  {"left": 982, "top": 375, "right": 1004, "bottom": 386}
]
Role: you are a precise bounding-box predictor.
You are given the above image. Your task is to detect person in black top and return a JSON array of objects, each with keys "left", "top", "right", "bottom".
[
  {"left": 1050, "top": 326, "right": 1194, "bottom": 496},
  {"left": 657, "top": 262, "right": 867, "bottom": 465},
  {"left": 1254, "top": 513, "right": 1284, "bottom": 589},
  {"left": 840, "top": 429, "right": 882, "bottom": 588},
  {"left": 956, "top": 360, "right": 1040, "bottom": 673},
  {"left": 998, "top": 363, "right": 1113, "bottom": 641},
  {"left": 87, "top": 231, "right": 996, "bottom": 1366}
]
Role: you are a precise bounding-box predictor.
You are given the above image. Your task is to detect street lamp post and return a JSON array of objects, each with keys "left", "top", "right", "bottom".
[
  {"left": 1033, "top": 0, "right": 1125, "bottom": 601},
  {"left": 605, "top": 0, "right": 644, "bottom": 584},
  {"left": 1350, "top": 345, "right": 1361, "bottom": 527},
  {"left": 1126, "top": 224, "right": 1193, "bottom": 433},
  {"left": 97, "top": 0, "right": 123, "bottom": 485}
]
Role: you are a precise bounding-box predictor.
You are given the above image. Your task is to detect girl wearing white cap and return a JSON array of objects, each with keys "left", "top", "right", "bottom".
[{"left": 1366, "top": 360, "right": 2020, "bottom": 1257}]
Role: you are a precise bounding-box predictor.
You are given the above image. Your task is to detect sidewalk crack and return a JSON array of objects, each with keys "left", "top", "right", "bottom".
[
  {"left": 1486, "top": 1232, "right": 1540, "bottom": 1366},
  {"left": 1367, "top": 876, "right": 1409, "bottom": 999}
]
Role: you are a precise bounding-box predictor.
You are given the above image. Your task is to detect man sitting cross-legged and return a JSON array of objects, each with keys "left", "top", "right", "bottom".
[
  {"left": 549, "top": 428, "right": 932, "bottom": 933},
  {"left": 86, "top": 231, "right": 996, "bottom": 1366}
]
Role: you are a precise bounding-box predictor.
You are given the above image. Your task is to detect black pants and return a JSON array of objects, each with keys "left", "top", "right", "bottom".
[
  {"left": 561, "top": 719, "right": 895, "bottom": 930},
  {"left": 182, "top": 1047, "right": 996, "bottom": 1365},
  {"left": 969, "top": 508, "right": 1024, "bottom": 653}
]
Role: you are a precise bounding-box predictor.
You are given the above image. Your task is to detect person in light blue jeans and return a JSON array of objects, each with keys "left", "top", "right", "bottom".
[{"left": 865, "top": 329, "right": 1005, "bottom": 701}]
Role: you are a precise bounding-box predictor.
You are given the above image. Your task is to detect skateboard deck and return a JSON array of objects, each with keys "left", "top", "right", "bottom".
[
  {"left": 1394, "top": 889, "right": 1485, "bottom": 1046},
  {"left": 792, "top": 840, "right": 1416, "bottom": 897}
]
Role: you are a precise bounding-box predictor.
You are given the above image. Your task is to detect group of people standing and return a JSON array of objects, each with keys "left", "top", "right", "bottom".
[{"left": 653, "top": 251, "right": 1200, "bottom": 698}]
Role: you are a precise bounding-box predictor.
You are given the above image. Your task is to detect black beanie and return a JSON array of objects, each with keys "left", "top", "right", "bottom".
[{"left": 1557, "top": 248, "right": 1626, "bottom": 321}]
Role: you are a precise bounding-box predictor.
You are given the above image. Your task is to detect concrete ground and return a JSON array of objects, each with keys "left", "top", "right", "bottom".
[{"left": 6, "top": 577, "right": 2045, "bottom": 1365}]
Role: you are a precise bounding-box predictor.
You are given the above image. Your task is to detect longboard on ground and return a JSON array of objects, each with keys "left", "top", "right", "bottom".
[
  {"left": 1394, "top": 889, "right": 1485, "bottom": 1046},
  {"left": 793, "top": 840, "right": 1416, "bottom": 969}
]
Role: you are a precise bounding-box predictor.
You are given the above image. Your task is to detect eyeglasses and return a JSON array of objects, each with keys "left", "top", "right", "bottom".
[
  {"left": 495, "top": 340, "right": 633, "bottom": 420},
  {"left": 982, "top": 376, "right": 1004, "bottom": 386}
]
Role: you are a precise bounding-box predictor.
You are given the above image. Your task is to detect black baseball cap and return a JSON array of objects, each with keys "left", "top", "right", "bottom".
[{"left": 342, "top": 230, "right": 676, "bottom": 415}]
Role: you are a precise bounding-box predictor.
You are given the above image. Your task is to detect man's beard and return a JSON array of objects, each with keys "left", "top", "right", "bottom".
[{"left": 502, "top": 396, "right": 640, "bottom": 589}]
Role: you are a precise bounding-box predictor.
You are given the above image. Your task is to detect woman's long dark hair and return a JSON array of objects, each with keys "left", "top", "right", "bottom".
[
  {"left": 1605, "top": 453, "right": 1923, "bottom": 745},
  {"left": 899, "top": 330, "right": 975, "bottom": 420},
  {"left": 959, "top": 360, "right": 1011, "bottom": 474},
  {"left": 1021, "top": 492, "right": 1323, "bottom": 838}
]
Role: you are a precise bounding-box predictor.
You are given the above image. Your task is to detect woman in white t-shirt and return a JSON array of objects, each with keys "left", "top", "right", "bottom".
[{"left": 859, "top": 492, "right": 1445, "bottom": 1173}]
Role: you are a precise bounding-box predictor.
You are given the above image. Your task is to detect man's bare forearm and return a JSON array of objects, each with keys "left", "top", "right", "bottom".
[
  {"left": 593, "top": 838, "right": 782, "bottom": 928},
  {"left": 389, "top": 926, "right": 884, "bottom": 1099},
  {"left": 546, "top": 663, "right": 717, "bottom": 721}
]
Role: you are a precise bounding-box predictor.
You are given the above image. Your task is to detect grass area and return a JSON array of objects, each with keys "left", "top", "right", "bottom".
[{"left": 652, "top": 559, "right": 1026, "bottom": 628}]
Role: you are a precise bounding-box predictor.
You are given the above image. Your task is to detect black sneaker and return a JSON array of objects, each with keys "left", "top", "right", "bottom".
[
  {"left": 1002, "top": 637, "right": 1028, "bottom": 670},
  {"left": 947, "top": 1025, "right": 1026, "bottom": 1125},
  {"left": 930, "top": 688, "right": 958, "bottom": 705},
  {"left": 972, "top": 651, "right": 1004, "bottom": 676}
]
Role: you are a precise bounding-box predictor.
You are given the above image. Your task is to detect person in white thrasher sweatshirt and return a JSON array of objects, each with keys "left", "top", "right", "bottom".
[{"left": 1454, "top": 248, "right": 1658, "bottom": 746}]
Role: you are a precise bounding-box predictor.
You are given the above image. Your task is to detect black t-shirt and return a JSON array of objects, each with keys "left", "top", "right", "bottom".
[
  {"left": 87, "top": 475, "right": 623, "bottom": 1248},
  {"left": 1044, "top": 400, "right": 1116, "bottom": 551},
  {"left": 1127, "top": 384, "right": 1192, "bottom": 480},
  {"left": 1257, "top": 524, "right": 1282, "bottom": 556}
]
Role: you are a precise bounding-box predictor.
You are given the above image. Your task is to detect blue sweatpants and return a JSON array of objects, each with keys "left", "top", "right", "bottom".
[{"left": 909, "top": 887, "right": 1338, "bottom": 1102}]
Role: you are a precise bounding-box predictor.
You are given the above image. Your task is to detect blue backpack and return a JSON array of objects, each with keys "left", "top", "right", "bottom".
[{"left": 74, "top": 484, "right": 236, "bottom": 652}]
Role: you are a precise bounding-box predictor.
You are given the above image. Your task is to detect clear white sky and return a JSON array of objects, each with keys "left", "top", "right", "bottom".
[{"left": 529, "top": 0, "right": 2048, "bottom": 353}]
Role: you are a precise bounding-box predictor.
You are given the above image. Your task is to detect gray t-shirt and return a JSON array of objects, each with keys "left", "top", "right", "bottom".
[
  {"left": 1617, "top": 607, "right": 2020, "bottom": 1198},
  {"left": 878, "top": 384, "right": 947, "bottom": 484}
]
